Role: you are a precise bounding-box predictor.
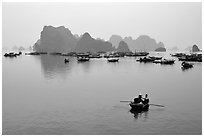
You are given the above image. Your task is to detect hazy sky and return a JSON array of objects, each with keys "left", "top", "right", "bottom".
[{"left": 2, "top": 2, "right": 202, "bottom": 49}]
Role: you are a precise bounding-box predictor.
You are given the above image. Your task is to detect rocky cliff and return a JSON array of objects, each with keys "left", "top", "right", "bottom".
[
  {"left": 34, "top": 26, "right": 77, "bottom": 53},
  {"left": 74, "top": 32, "right": 115, "bottom": 53},
  {"left": 109, "top": 35, "right": 165, "bottom": 52},
  {"left": 192, "top": 45, "right": 200, "bottom": 52},
  {"left": 155, "top": 47, "right": 166, "bottom": 52},
  {"left": 117, "top": 41, "right": 130, "bottom": 52}
]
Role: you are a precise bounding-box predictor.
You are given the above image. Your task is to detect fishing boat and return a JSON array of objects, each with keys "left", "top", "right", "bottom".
[
  {"left": 129, "top": 102, "right": 149, "bottom": 111},
  {"left": 136, "top": 57, "right": 154, "bottom": 63},
  {"left": 64, "top": 58, "right": 69, "bottom": 63},
  {"left": 4, "top": 52, "right": 17, "bottom": 57},
  {"left": 160, "top": 59, "right": 175, "bottom": 65},
  {"left": 149, "top": 56, "right": 162, "bottom": 60},
  {"left": 178, "top": 54, "right": 202, "bottom": 62},
  {"left": 77, "top": 57, "right": 90, "bottom": 62},
  {"left": 153, "top": 60, "right": 162, "bottom": 64},
  {"left": 107, "top": 58, "right": 119, "bottom": 62},
  {"left": 4, "top": 52, "right": 22, "bottom": 57},
  {"left": 181, "top": 61, "right": 193, "bottom": 69}
]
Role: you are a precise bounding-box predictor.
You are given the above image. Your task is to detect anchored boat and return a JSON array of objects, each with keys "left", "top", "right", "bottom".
[
  {"left": 129, "top": 102, "right": 149, "bottom": 111},
  {"left": 77, "top": 57, "right": 90, "bottom": 62},
  {"left": 64, "top": 58, "right": 69, "bottom": 63},
  {"left": 107, "top": 58, "right": 119, "bottom": 62},
  {"left": 181, "top": 61, "right": 193, "bottom": 69}
]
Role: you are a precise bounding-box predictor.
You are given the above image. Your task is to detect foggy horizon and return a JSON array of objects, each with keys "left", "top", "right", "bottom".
[{"left": 3, "top": 2, "right": 202, "bottom": 50}]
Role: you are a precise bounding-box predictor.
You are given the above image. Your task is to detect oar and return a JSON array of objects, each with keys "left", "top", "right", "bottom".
[
  {"left": 149, "top": 104, "right": 165, "bottom": 107},
  {"left": 120, "top": 101, "right": 165, "bottom": 107}
]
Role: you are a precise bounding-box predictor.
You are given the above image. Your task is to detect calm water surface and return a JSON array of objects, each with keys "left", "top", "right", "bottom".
[{"left": 2, "top": 52, "right": 202, "bottom": 135}]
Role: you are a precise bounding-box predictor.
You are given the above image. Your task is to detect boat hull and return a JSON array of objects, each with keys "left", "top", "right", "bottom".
[
  {"left": 129, "top": 103, "right": 149, "bottom": 111},
  {"left": 107, "top": 59, "right": 119, "bottom": 62}
]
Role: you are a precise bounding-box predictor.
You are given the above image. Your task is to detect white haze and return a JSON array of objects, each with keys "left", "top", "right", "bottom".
[{"left": 2, "top": 2, "right": 202, "bottom": 50}]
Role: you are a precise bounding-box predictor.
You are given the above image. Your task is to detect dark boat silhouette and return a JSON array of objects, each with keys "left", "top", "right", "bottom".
[
  {"left": 136, "top": 57, "right": 154, "bottom": 63},
  {"left": 149, "top": 56, "right": 162, "bottom": 60},
  {"left": 25, "top": 52, "right": 47, "bottom": 55},
  {"left": 4, "top": 52, "right": 22, "bottom": 57},
  {"left": 178, "top": 54, "right": 202, "bottom": 62},
  {"left": 129, "top": 102, "right": 149, "bottom": 111},
  {"left": 160, "top": 59, "right": 175, "bottom": 65},
  {"left": 107, "top": 58, "right": 119, "bottom": 62},
  {"left": 77, "top": 57, "right": 90, "bottom": 62},
  {"left": 64, "top": 58, "right": 69, "bottom": 63},
  {"left": 181, "top": 61, "right": 193, "bottom": 69}
]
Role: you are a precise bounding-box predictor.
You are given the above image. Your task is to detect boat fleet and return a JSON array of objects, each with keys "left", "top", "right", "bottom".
[
  {"left": 171, "top": 53, "right": 202, "bottom": 62},
  {"left": 4, "top": 51, "right": 201, "bottom": 70},
  {"left": 3, "top": 51, "right": 201, "bottom": 115},
  {"left": 4, "top": 52, "right": 22, "bottom": 57}
]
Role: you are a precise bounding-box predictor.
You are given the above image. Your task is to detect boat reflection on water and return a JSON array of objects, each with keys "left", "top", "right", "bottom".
[{"left": 129, "top": 108, "right": 149, "bottom": 120}]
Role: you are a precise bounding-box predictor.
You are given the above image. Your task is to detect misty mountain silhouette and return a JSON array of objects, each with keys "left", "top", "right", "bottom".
[
  {"left": 34, "top": 26, "right": 115, "bottom": 53},
  {"left": 109, "top": 35, "right": 165, "bottom": 52},
  {"left": 109, "top": 35, "right": 123, "bottom": 48},
  {"left": 117, "top": 41, "right": 130, "bottom": 52},
  {"left": 34, "top": 26, "right": 77, "bottom": 53},
  {"left": 192, "top": 45, "right": 200, "bottom": 52},
  {"left": 19, "top": 46, "right": 25, "bottom": 51},
  {"left": 33, "top": 25, "right": 165, "bottom": 53},
  {"left": 184, "top": 45, "right": 201, "bottom": 52},
  {"left": 11, "top": 45, "right": 25, "bottom": 51},
  {"left": 155, "top": 47, "right": 166, "bottom": 52},
  {"left": 74, "top": 32, "right": 115, "bottom": 53}
]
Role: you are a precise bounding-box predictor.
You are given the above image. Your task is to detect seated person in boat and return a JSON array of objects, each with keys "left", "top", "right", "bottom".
[
  {"left": 134, "top": 94, "right": 143, "bottom": 104},
  {"left": 142, "top": 94, "right": 149, "bottom": 105}
]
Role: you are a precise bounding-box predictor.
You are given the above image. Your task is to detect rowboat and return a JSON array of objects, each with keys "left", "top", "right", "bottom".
[
  {"left": 181, "top": 61, "right": 193, "bottom": 69},
  {"left": 149, "top": 56, "right": 162, "bottom": 60},
  {"left": 64, "top": 58, "right": 69, "bottom": 63},
  {"left": 136, "top": 57, "right": 154, "bottom": 63},
  {"left": 107, "top": 58, "right": 119, "bottom": 62},
  {"left": 77, "top": 57, "right": 90, "bottom": 62},
  {"left": 160, "top": 59, "right": 175, "bottom": 65},
  {"left": 129, "top": 102, "right": 149, "bottom": 111}
]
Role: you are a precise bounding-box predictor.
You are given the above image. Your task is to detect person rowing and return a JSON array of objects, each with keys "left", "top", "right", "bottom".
[
  {"left": 133, "top": 93, "right": 143, "bottom": 104},
  {"left": 142, "top": 94, "right": 149, "bottom": 105}
]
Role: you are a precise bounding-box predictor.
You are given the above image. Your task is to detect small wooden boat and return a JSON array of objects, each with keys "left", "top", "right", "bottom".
[
  {"left": 178, "top": 54, "right": 202, "bottom": 62},
  {"left": 153, "top": 60, "right": 162, "bottom": 64},
  {"left": 4, "top": 53, "right": 16, "bottom": 57},
  {"left": 171, "top": 53, "right": 186, "bottom": 57},
  {"left": 64, "top": 58, "right": 69, "bottom": 63},
  {"left": 77, "top": 57, "right": 90, "bottom": 62},
  {"left": 89, "top": 54, "right": 102, "bottom": 58},
  {"left": 149, "top": 56, "right": 162, "bottom": 60},
  {"left": 181, "top": 61, "right": 193, "bottom": 69},
  {"left": 161, "top": 59, "right": 175, "bottom": 65},
  {"left": 61, "top": 53, "right": 70, "bottom": 56},
  {"left": 4, "top": 52, "right": 21, "bottom": 57},
  {"left": 129, "top": 102, "right": 149, "bottom": 111},
  {"left": 107, "top": 58, "right": 119, "bottom": 62},
  {"left": 134, "top": 52, "right": 149, "bottom": 57},
  {"left": 49, "top": 52, "right": 62, "bottom": 55},
  {"left": 25, "top": 52, "right": 46, "bottom": 55},
  {"left": 137, "top": 57, "right": 154, "bottom": 63}
]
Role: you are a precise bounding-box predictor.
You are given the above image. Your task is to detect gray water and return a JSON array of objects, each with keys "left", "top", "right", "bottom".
[{"left": 2, "top": 52, "right": 202, "bottom": 135}]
